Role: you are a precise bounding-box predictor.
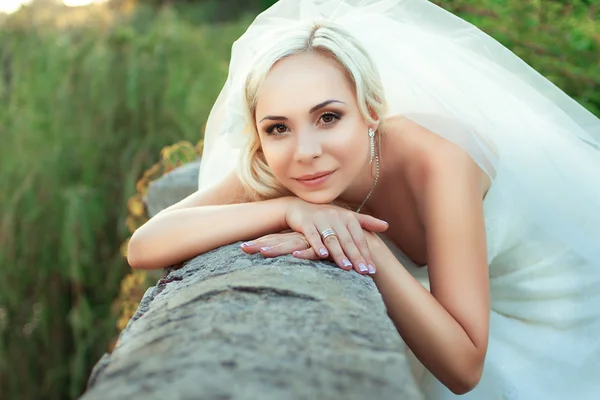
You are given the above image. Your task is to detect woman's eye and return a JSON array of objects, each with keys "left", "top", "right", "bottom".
[
  {"left": 275, "top": 125, "right": 287, "bottom": 133},
  {"left": 266, "top": 124, "right": 288, "bottom": 135},
  {"left": 320, "top": 112, "right": 340, "bottom": 125}
]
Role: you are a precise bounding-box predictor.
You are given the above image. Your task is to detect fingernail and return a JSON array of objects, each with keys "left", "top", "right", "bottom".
[
  {"left": 319, "top": 248, "right": 328, "bottom": 257},
  {"left": 241, "top": 242, "right": 255, "bottom": 248},
  {"left": 342, "top": 258, "right": 352, "bottom": 268},
  {"left": 368, "top": 264, "right": 376, "bottom": 274},
  {"left": 260, "top": 246, "right": 271, "bottom": 252},
  {"left": 358, "top": 263, "right": 368, "bottom": 273}
]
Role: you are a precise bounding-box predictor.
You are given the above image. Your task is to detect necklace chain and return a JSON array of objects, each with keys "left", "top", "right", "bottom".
[{"left": 356, "top": 152, "right": 379, "bottom": 213}]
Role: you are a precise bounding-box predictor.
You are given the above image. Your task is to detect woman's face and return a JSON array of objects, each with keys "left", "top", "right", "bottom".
[{"left": 254, "top": 51, "right": 373, "bottom": 205}]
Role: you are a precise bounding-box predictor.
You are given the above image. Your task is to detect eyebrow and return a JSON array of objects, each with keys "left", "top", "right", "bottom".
[{"left": 258, "top": 99, "right": 346, "bottom": 123}]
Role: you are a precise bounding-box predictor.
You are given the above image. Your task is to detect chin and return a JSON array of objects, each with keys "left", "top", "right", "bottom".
[
  {"left": 283, "top": 173, "right": 345, "bottom": 205},
  {"left": 293, "top": 188, "right": 340, "bottom": 205}
]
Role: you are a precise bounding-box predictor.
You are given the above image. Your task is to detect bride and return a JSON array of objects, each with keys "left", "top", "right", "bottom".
[{"left": 126, "top": 0, "right": 600, "bottom": 398}]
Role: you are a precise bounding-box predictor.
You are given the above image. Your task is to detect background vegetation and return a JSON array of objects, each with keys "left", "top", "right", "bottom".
[{"left": 0, "top": 0, "right": 597, "bottom": 399}]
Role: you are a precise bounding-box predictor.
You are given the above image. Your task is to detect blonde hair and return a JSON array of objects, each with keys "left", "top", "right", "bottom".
[{"left": 238, "top": 21, "right": 388, "bottom": 201}]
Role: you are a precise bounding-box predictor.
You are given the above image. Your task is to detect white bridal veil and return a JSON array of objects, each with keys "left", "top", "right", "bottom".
[{"left": 198, "top": 0, "right": 600, "bottom": 266}]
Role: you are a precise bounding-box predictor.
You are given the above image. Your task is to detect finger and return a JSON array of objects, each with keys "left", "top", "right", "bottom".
[
  {"left": 292, "top": 248, "right": 320, "bottom": 260},
  {"left": 354, "top": 213, "right": 389, "bottom": 232},
  {"left": 260, "top": 237, "right": 310, "bottom": 258},
  {"left": 240, "top": 232, "right": 299, "bottom": 253},
  {"left": 302, "top": 225, "right": 330, "bottom": 259},
  {"left": 332, "top": 221, "right": 370, "bottom": 274},
  {"left": 324, "top": 234, "right": 353, "bottom": 271},
  {"left": 315, "top": 223, "right": 352, "bottom": 271},
  {"left": 240, "top": 241, "right": 260, "bottom": 253},
  {"left": 347, "top": 219, "right": 377, "bottom": 274}
]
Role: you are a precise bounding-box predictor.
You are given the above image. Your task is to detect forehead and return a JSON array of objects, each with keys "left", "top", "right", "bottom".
[{"left": 255, "top": 52, "right": 355, "bottom": 116}]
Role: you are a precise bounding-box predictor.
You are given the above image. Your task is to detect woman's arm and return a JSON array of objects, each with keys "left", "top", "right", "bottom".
[
  {"left": 127, "top": 170, "right": 291, "bottom": 270},
  {"left": 369, "top": 145, "right": 490, "bottom": 395},
  {"left": 128, "top": 197, "right": 292, "bottom": 270},
  {"left": 369, "top": 240, "right": 487, "bottom": 395},
  {"left": 128, "top": 167, "right": 390, "bottom": 270}
]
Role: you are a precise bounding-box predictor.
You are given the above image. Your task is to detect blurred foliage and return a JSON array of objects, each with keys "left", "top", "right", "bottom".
[
  {"left": 129, "top": 0, "right": 280, "bottom": 22},
  {"left": 0, "top": 0, "right": 597, "bottom": 400},
  {"left": 115, "top": 139, "right": 202, "bottom": 332},
  {"left": 434, "top": 0, "right": 600, "bottom": 117},
  {"left": 0, "top": 2, "right": 246, "bottom": 400}
]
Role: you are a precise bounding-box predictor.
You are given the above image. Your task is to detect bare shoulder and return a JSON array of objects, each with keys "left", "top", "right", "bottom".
[
  {"left": 384, "top": 115, "right": 491, "bottom": 355},
  {"left": 382, "top": 115, "right": 491, "bottom": 199}
]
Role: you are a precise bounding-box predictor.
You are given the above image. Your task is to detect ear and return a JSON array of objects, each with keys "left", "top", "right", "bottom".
[{"left": 367, "top": 105, "right": 381, "bottom": 131}]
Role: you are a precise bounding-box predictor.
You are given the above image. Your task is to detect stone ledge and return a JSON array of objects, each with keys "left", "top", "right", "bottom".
[{"left": 82, "top": 244, "right": 422, "bottom": 400}]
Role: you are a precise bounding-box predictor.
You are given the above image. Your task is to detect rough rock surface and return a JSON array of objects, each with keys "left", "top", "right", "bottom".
[
  {"left": 82, "top": 245, "right": 422, "bottom": 400},
  {"left": 145, "top": 159, "right": 201, "bottom": 217},
  {"left": 82, "top": 161, "right": 422, "bottom": 399}
]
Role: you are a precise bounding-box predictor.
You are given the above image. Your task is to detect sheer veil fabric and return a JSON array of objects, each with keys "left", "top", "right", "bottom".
[
  {"left": 198, "top": 1, "right": 600, "bottom": 398},
  {"left": 200, "top": 0, "right": 600, "bottom": 265}
]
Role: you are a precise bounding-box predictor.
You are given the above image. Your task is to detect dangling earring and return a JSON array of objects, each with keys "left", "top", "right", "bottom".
[{"left": 368, "top": 128, "right": 375, "bottom": 164}]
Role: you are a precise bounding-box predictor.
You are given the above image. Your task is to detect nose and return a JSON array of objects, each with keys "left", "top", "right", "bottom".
[{"left": 293, "top": 131, "right": 323, "bottom": 163}]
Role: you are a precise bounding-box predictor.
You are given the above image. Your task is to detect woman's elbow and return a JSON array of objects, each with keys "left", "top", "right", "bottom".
[
  {"left": 126, "top": 234, "right": 144, "bottom": 269},
  {"left": 449, "top": 351, "right": 485, "bottom": 395},
  {"left": 127, "top": 227, "right": 186, "bottom": 270},
  {"left": 126, "top": 230, "right": 155, "bottom": 270},
  {"left": 127, "top": 252, "right": 144, "bottom": 270},
  {"left": 450, "top": 370, "right": 483, "bottom": 395}
]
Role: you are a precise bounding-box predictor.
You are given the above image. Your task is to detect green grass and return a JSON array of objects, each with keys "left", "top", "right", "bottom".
[{"left": 0, "top": 7, "right": 250, "bottom": 399}]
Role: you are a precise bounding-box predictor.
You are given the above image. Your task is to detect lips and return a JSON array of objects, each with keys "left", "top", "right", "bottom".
[
  {"left": 296, "top": 171, "right": 334, "bottom": 181},
  {"left": 293, "top": 170, "right": 335, "bottom": 187}
]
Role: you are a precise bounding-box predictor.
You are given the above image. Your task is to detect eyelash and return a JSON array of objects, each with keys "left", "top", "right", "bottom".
[{"left": 265, "top": 112, "right": 341, "bottom": 136}]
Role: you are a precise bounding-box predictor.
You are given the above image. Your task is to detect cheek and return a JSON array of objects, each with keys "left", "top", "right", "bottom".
[
  {"left": 262, "top": 144, "right": 291, "bottom": 178},
  {"left": 332, "top": 130, "right": 367, "bottom": 162},
  {"left": 333, "top": 117, "right": 369, "bottom": 152}
]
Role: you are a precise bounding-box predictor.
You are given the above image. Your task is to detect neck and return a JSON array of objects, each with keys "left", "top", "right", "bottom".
[{"left": 338, "top": 160, "right": 379, "bottom": 211}]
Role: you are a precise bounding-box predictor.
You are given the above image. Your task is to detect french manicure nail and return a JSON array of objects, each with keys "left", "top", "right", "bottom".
[
  {"left": 358, "top": 263, "right": 368, "bottom": 273},
  {"left": 261, "top": 246, "right": 271, "bottom": 252},
  {"left": 241, "top": 242, "right": 255, "bottom": 247},
  {"left": 342, "top": 258, "right": 352, "bottom": 268},
  {"left": 368, "top": 264, "right": 376, "bottom": 274},
  {"left": 319, "top": 248, "right": 328, "bottom": 256},
  {"left": 293, "top": 251, "right": 301, "bottom": 256}
]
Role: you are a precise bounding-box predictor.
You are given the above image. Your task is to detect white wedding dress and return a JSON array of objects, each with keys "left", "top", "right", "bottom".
[
  {"left": 382, "top": 162, "right": 600, "bottom": 399},
  {"left": 198, "top": 1, "right": 600, "bottom": 398}
]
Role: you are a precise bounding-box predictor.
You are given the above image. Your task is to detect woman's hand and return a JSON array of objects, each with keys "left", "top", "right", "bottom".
[
  {"left": 241, "top": 226, "right": 387, "bottom": 276},
  {"left": 285, "top": 199, "right": 388, "bottom": 275},
  {"left": 250, "top": 198, "right": 388, "bottom": 274},
  {"left": 241, "top": 230, "right": 314, "bottom": 259}
]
